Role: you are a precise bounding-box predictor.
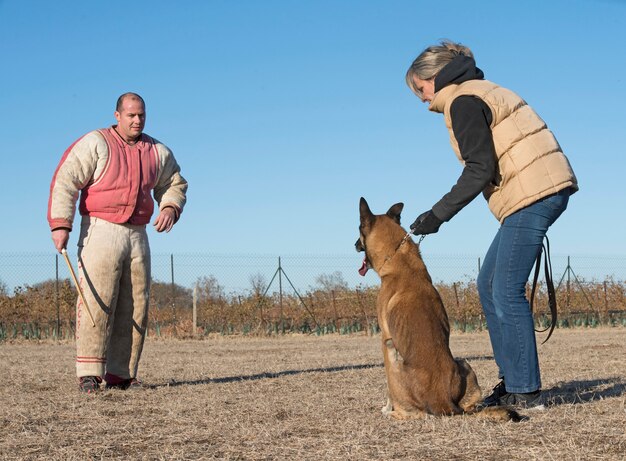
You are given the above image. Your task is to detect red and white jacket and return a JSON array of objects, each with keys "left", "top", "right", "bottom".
[{"left": 48, "top": 126, "right": 187, "bottom": 231}]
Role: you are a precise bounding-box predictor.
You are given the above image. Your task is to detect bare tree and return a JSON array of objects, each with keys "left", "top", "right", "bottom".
[
  {"left": 195, "top": 275, "right": 225, "bottom": 303},
  {"left": 313, "top": 271, "right": 349, "bottom": 293},
  {"left": 249, "top": 273, "right": 267, "bottom": 297}
]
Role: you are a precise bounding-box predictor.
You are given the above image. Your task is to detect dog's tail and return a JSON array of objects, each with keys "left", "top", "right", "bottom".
[{"left": 468, "top": 405, "right": 525, "bottom": 422}]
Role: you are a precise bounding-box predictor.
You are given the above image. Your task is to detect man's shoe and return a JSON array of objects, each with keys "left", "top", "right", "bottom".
[
  {"left": 105, "top": 377, "right": 142, "bottom": 390},
  {"left": 125, "top": 378, "right": 143, "bottom": 390},
  {"left": 480, "top": 380, "right": 507, "bottom": 408},
  {"left": 78, "top": 376, "right": 102, "bottom": 394},
  {"left": 500, "top": 390, "right": 545, "bottom": 410}
]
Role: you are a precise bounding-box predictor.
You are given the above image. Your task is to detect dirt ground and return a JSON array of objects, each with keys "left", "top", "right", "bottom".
[{"left": 1, "top": 327, "right": 625, "bottom": 460}]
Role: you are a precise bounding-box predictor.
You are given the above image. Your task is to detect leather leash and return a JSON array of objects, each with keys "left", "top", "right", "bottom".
[{"left": 529, "top": 236, "right": 557, "bottom": 344}]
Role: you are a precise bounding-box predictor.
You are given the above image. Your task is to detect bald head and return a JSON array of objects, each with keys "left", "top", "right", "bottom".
[
  {"left": 114, "top": 93, "right": 146, "bottom": 144},
  {"left": 116, "top": 93, "right": 145, "bottom": 112}
]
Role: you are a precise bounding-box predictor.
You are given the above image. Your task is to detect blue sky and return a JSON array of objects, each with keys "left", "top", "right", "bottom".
[{"left": 1, "top": 0, "right": 625, "bottom": 265}]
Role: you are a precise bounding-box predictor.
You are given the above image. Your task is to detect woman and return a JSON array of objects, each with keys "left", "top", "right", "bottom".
[{"left": 406, "top": 40, "right": 578, "bottom": 409}]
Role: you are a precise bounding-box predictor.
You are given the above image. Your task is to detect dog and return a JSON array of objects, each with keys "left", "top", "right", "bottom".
[{"left": 356, "top": 197, "right": 521, "bottom": 421}]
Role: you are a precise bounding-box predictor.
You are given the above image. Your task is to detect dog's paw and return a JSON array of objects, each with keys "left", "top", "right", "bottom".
[{"left": 381, "top": 398, "right": 393, "bottom": 417}]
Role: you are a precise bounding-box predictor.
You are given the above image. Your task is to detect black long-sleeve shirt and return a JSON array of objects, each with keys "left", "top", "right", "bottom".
[
  {"left": 429, "top": 54, "right": 498, "bottom": 222},
  {"left": 431, "top": 95, "right": 497, "bottom": 221}
]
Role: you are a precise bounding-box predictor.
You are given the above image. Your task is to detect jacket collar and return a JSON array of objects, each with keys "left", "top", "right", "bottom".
[
  {"left": 109, "top": 125, "right": 147, "bottom": 147},
  {"left": 429, "top": 55, "right": 485, "bottom": 114},
  {"left": 429, "top": 85, "right": 458, "bottom": 114}
]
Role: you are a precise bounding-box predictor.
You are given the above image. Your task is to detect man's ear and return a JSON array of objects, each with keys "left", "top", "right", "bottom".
[{"left": 386, "top": 202, "right": 404, "bottom": 224}]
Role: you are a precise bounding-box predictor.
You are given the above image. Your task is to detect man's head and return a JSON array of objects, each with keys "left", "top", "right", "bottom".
[{"left": 114, "top": 92, "right": 146, "bottom": 143}]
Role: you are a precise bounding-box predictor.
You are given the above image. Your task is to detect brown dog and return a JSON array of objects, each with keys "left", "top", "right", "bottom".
[{"left": 356, "top": 197, "right": 521, "bottom": 421}]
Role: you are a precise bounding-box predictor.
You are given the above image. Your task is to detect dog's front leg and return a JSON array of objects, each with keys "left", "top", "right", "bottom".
[
  {"left": 384, "top": 338, "right": 404, "bottom": 365},
  {"left": 382, "top": 396, "right": 393, "bottom": 417},
  {"left": 381, "top": 338, "right": 404, "bottom": 418}
]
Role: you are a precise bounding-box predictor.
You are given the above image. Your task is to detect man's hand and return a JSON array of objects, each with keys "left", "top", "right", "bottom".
[
  {"left": 153, "top": 207, "right": 177, "bottom": 233},
  {"left": 410, "top": 210, "right": 443, "bottom": 235},
  {"left": 51, "top": 228, "right": 70, "bottom": 253}
]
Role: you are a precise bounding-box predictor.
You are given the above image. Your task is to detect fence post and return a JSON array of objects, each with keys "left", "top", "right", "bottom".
[
  {"left": 452, "top": 282, "right": 462, "bottom": 329},
  {"left": 567, "top": 255, "right": 571, "bottom": 308},
  {"left": 55, "top": 254, "right": 60, "bottom": 338},
  {"left": 278, "top": 257, "right": 284, "bottom": 328},
  {"left": 193, "top": 283, "right": 198, "bottom": 336},
  {"left": 331, "top": 290, "right": 339, "bottom": 329},
  {"left": 355, "top": 287, "right": 370, "bottom": 332},
  {"left": 170, "top": 253, "right": 177, "bottom": 324}
]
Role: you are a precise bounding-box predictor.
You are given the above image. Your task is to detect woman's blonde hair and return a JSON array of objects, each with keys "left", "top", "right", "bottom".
[{"left": 406, "top": 40, "right": 473, "bottom": 98}]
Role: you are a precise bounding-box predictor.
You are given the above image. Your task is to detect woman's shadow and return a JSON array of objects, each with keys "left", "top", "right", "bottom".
[{"left": 544, "top": 377, "right": 626, "bottom": 405}]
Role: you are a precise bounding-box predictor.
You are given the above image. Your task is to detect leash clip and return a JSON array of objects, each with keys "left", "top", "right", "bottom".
[{"left": 404, "top": 232, "right": 425, "bottom": 246}]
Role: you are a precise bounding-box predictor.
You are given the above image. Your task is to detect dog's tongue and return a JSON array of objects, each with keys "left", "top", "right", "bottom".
[{"left": 358, "top": 257, "right": 369, "bottom": 276}]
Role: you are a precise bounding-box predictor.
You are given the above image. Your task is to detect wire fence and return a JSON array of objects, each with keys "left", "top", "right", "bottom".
[
  {"left": 2, "top": 252, "right": 625, "bottom": 294},
  {"left": 1, "top": 252, "right": 625, "bottom": 340}
]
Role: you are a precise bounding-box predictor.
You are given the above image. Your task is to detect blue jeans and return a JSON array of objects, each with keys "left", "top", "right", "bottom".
[{"left": 477, "top": 189, "right": 570, "bottom": 393}]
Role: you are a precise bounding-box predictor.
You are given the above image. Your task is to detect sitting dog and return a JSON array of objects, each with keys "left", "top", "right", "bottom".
[{"left": 356, "top": 197, "right": 521, "bottom": 421}]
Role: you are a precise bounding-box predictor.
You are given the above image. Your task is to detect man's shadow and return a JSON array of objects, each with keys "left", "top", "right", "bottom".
[
  {"left": 148, "top": 363, "right": 384, "bottom": 389},
  {"left": 147, "top": 354, "right": 504, "bottom": 389}
]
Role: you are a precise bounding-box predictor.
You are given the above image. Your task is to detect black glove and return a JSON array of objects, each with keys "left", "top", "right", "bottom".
[{"left": 410, "top": 210, "right": 443, "bottom": 235}]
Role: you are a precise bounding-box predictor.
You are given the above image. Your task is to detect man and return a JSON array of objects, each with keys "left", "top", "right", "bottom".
[{"left": 47, "top": 93, "right": 188, "bottom": 393}]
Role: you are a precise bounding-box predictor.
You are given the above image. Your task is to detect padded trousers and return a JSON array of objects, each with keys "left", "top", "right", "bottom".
[{"left": 74, "top": 216, "right": 151, "bottom": 380}]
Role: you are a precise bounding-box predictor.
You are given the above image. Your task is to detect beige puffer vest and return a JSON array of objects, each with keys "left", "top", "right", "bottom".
[{"left": 429, "top": 79, "right": 578, "bottom": 222}]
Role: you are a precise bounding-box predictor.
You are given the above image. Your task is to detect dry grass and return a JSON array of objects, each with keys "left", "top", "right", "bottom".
[{"left": 1, "top": 328, "right": 625, "bottom": 460}]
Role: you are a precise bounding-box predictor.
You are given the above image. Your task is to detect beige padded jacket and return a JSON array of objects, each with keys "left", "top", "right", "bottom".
[
  {"left": 429, "top": 79, "right": 578, "bottom": 222},
  {"left": 48, "top": 127, "right": 187, "bottom": 231}
]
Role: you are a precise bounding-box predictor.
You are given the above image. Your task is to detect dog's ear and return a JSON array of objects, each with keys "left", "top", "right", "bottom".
[
  {"left": 386, "top": 202, "right": 404, "bottom": 224},
  {"left": 359, "top": 197, "right": 374, "bottom": 224}
]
